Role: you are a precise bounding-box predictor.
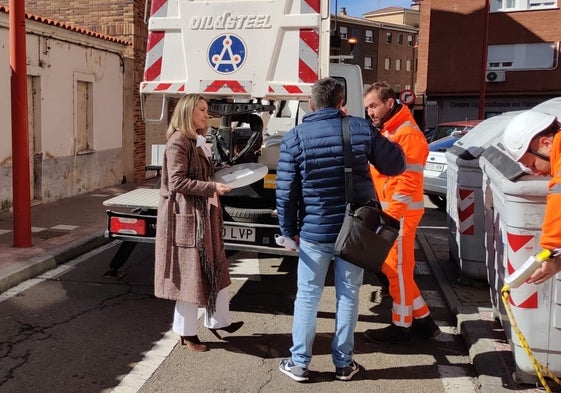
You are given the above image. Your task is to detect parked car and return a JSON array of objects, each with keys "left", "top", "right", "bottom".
[
  {"left": 427, "top": 120, "right": 482, "bottom": 143},
  {"left": 423, "top": 126, "right": 436, "bottom": 141},
  {"left": 423, "top": 134, "right": 462, "bottom": 209},
  {"left": 423, "top": 120, "right": 482, "bottom": 209}
]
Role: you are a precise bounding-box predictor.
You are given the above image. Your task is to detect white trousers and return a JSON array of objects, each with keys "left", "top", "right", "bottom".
[{"left": 172, "top": 287, "right": 232, "bottom": 336}]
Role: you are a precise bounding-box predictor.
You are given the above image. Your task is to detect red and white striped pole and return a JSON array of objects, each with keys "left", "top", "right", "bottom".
[{"left": 9, "top": 0, "right": 32, "bottom": 247}]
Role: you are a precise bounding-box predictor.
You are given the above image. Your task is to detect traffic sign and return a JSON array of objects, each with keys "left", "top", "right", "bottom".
[{"left": 399, "top": 89, "right": 416, "bottom": 105}]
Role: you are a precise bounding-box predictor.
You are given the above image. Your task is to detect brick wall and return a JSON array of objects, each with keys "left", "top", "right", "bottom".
[
  {"left": 417, "top": 0, "right": 561, "bottom": 96},
  {"left": 24, "top": 0, "right": 136, "bottom": 56}
]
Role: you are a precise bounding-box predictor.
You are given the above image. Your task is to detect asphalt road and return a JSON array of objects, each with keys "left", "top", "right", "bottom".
[{"left": 0, "top": 224, "right": 482, "bottom": 393}]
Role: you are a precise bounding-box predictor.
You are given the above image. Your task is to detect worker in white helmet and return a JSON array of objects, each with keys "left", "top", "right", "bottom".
[{"left": 502, "top": 110, "right": 561, "bottom": 284}]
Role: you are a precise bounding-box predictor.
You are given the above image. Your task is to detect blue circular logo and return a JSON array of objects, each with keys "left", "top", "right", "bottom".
[{"left": 208, "top": 34, "right": 247, "bottom": 74}]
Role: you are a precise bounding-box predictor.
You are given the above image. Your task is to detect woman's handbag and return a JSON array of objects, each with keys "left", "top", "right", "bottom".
[{"left": 333, "top": 117, "right": 401, "bottom": 272}]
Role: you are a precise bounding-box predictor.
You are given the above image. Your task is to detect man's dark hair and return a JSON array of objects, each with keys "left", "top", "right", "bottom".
[
  {"left": 311, "top": 77, "right": 344, "bottom": 109},
  {"left": 363, "top": 81, "right": 396, "bottom": 102}
]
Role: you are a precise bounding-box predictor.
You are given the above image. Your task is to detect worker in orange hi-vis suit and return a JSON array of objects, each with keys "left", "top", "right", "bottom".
[
  {"left": 363, "top": 81, "right": 441, "bottom": 344},
  {"left": 502, "top": 110, "right": 561, "bottom": 285}
]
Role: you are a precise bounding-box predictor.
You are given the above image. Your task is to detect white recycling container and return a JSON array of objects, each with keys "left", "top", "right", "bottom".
[
  {"left": 445, "top": 111, "right": 521, "bottom": 280},
  {"left": 479, "top": 141, "right": 560, "bottom": 385},
  {"left": 477, "top": 97, "right": 561, "bottom": 383}
]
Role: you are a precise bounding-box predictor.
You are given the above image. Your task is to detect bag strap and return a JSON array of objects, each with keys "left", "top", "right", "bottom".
[
  {"left": 342, "top": 116, "right": 381, "bottom": 206},
  {"left": 341, "top": 116, "right": 354, "bottom": 204}
]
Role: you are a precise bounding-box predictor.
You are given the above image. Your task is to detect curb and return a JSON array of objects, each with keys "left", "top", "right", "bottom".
[
  {"left": 0, "top": 230, "right": 110, "bottom": 293},
  {"left": 417, "top": 230, "right": 513, "bottom": 393}
]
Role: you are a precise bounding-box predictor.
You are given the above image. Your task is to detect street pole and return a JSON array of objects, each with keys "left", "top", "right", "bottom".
[
  {"left": 9, "top": 0, "right": 32, "bottom": 247},
  {"left": 334, "top": 0, "right": 337, "bottom": 28},
  {"left": 478, "top": 0, "right": 490, "bottom": 120}
]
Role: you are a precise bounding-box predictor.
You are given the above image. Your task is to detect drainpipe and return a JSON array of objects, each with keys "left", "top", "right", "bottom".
[{"left": 10, "top": 0, "right": 32, "bottom": 247}]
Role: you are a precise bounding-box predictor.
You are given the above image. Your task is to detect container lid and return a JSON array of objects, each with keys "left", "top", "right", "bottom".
[{"left": 212, "top": 163, "right": 268, "bottom": 188}]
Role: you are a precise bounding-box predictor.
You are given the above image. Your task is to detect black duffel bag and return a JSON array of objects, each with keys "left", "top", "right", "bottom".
[{"left": 335, "top": 200, "right": 400, "bottom": 272}]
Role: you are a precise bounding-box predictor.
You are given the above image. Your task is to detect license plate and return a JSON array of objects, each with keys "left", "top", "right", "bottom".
[
  {"left": 223, "top": 225, "right": 256, "bottom": 242},
  {"left": 425, "top": 162, "right": 445, "bottom": 172}
]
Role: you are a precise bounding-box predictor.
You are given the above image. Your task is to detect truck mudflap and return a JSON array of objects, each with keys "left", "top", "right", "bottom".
[{"left": 223, "top": 220, "right": 297, "bottom": 256}]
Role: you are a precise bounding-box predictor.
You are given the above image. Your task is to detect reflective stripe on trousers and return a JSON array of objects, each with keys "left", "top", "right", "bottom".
[{"left": 381, "top": 213, "right": 430, "bottom": 327}]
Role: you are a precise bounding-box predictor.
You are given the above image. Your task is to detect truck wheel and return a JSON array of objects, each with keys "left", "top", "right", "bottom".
[
  {"left": 428, "top": 194, "right": 446, "bottom": 210},
  {"left": 224, "top": 206, "right": 277, "bottom": 224}
]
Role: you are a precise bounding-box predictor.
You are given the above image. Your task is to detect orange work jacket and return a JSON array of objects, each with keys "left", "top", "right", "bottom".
[
  {"left": 541, "top": 130, "right": 561, "bottom": 251},
  {"left": 370, "top": 105, "right": 428, "bottom": 219}
]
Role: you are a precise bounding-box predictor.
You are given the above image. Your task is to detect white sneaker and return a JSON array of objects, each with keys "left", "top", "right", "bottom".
[{"left": 279, "top": 358, "right": 309, "bottom": 382}]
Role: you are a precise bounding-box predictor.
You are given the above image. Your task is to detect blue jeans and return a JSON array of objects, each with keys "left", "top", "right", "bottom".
[{"left": 290, "top": 239, "right": 364, "bottom": 369}]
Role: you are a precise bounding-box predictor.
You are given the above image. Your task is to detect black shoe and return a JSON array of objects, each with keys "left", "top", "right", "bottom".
[
  {"left": 413, "top": 315, "right": 441, "bottom": 339},
  {"left": 335, "top": 360, "right": 361, "bottom": 381},
  {"left": 179, "top": 335, "right": 208, "bottom": 352},
  {"left": 208, "top": 321, "right": 244, "bottom": 339},
  {"left": 364, "top": 324, "right": 413, "bottom": 344},
  {"left": 103, "top": 269, "right": 125, "bottom": 279}
]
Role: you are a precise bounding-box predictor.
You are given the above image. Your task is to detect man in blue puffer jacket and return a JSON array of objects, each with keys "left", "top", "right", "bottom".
[{"left": 277, "top": 77, "right": 405, "bottom": 383}]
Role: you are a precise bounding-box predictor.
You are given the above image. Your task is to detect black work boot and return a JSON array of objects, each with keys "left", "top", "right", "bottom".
[
  {"left": 364, "top": 324, "right": 413, "bottom": 345},
  {"left": 412, "top": 315, "right": 441, "bottom": 339}
]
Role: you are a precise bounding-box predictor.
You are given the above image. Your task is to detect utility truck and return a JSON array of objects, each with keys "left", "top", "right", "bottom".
[{"left": 103, "top": 0, "right": 365, "bottom": 266}]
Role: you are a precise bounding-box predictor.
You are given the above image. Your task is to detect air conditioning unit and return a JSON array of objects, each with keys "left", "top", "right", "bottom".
[{"left": 485, "top": 70, "right": 506, "bottom": 83}]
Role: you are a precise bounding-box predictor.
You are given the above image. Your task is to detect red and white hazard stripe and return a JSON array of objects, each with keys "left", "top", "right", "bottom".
[
  {"left": 202, "top": 80, "right": 250, "bottom": 94},
  {"left": 506, "top": 232, "right": 539, "bottom": 309},
  {"left": 298, "top": 0, "right": 320, "bottom": 83},
  {"left": 143, "top": 0, "right": 168, "bottom": 89},
  {"left": 268, "top": 85, "right": 304, "bottom": 95},
  {"left": 457, "top": 188, "right": 474, "bottom": 235},
  {"left": 140, "top": 82, "right": 185, "bottom": 93},
  {"left": 143, "top": 0, "right": 322, "bottom": 95}
]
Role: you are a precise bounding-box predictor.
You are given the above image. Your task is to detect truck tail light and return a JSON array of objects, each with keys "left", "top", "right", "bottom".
[{"left": 110, "top": 217, "right": 147, "bottom": 235}]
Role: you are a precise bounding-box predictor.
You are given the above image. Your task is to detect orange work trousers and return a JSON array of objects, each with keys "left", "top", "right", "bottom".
[{"left": 381, "top": 213, "right": 430, "bottom": 328}]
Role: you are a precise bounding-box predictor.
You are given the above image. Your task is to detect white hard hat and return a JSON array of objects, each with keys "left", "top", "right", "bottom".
[{"left": 502, "top": 110, "right": 557, "bottom": 162}]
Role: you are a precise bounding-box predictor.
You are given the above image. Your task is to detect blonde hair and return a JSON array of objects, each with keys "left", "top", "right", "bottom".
[{"left": 166, "top": 94, "right": 206, "bottom": 140}]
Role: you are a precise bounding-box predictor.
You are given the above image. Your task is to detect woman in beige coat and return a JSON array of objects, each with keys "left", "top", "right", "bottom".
[{"left": 154, "top": 94, "right": 243, "bottom": 352}]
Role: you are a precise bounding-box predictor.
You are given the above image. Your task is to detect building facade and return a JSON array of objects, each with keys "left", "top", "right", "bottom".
[
  {"left": 0, "top": 6, "right": 127, "bottom": 211},
  {"left": 416, "top": 0, "right": 561, "bottom": 128},
  {"left": 11, "top": 1, "right": 422, "bottom": 191},
  {"left": 19, "top": 0, "right": 148, "bottom": 184},
  {"left": 331, "top": 9, "right": 419, "bottom": 93}
]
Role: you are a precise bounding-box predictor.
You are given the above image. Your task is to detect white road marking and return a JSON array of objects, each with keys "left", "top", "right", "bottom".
[
  {"left": 111, "top": 329, "right": 178, "bottom": 393},
  {"left": 2, "top": 246, "right": 478, "bottom": 393},
  {"left": 51, "top": 224, "right": 79, "bottom": 231}
]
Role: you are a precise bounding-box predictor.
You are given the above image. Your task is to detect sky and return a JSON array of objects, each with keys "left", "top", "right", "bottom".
[{"left": 329, "top": 0, "right": 416, "bottom": 18}]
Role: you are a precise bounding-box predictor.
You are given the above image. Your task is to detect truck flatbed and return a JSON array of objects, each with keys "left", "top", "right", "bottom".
[{"left": 103, "top": 188, "right": 159, "bottom": 210}]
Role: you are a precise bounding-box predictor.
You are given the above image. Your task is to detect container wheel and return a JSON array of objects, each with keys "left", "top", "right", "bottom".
[{"left": 512, "top": 368, "right": 538, "bottom": 387}]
